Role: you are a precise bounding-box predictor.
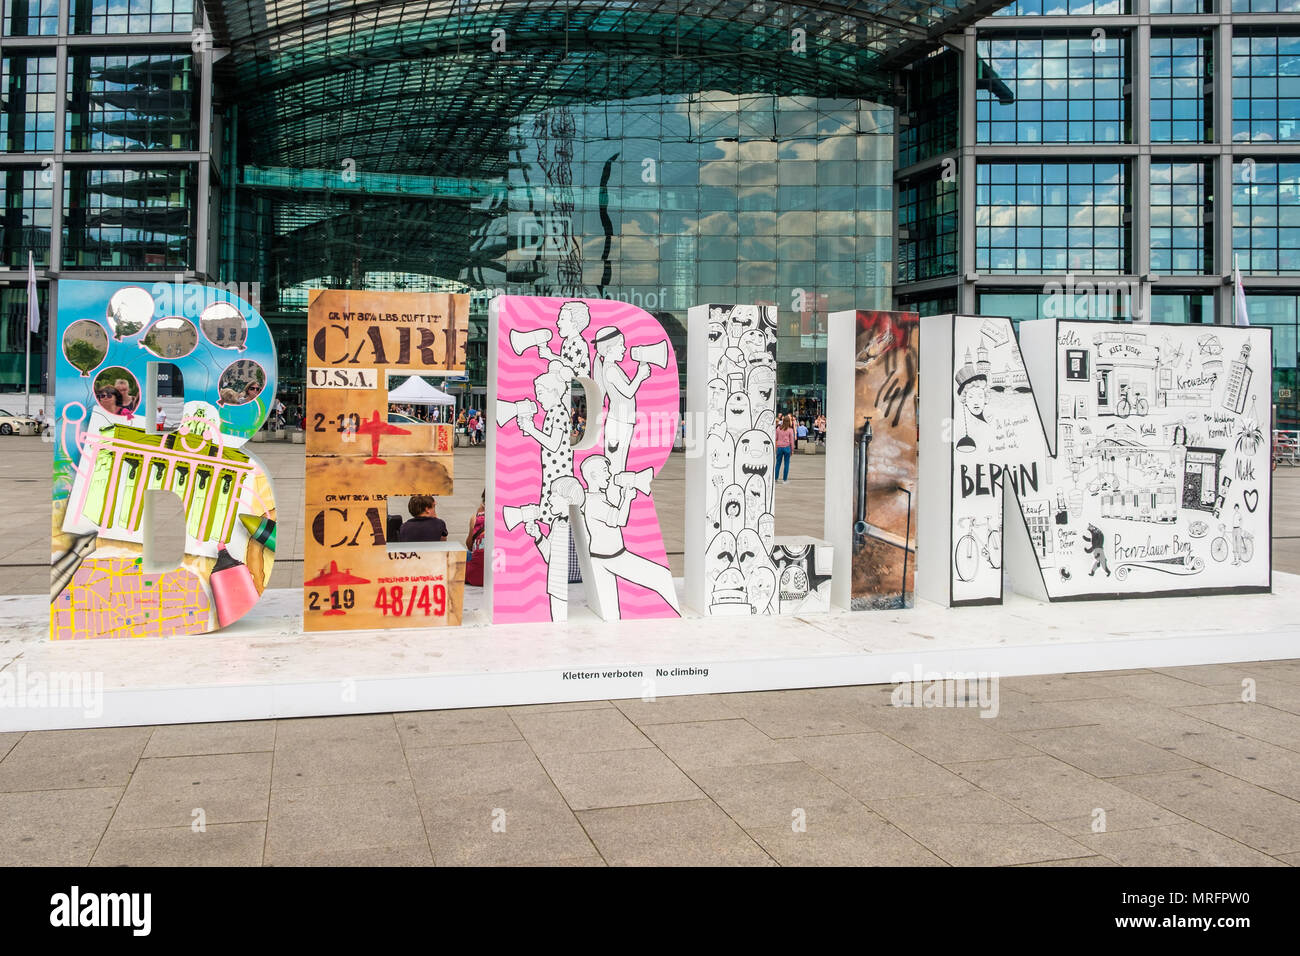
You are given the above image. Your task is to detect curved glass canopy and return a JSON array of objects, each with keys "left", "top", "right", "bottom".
[{"left": 204, "top": 0, "right": 1008, "bottom": 308}]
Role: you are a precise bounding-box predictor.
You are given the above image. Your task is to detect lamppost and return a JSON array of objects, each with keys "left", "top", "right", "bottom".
[{"left": 853, "top": 416, "right": 873, "bottom": 545}]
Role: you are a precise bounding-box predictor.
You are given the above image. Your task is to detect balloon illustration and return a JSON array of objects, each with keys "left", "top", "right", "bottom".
[
  {"left": 91, "top": 367, "right": 142, "bottom": 418},
  {"left": 105, "top": 286, "right": 155, "bottom": 340},
  {"left": 62, "top": 320, "right": 109, "bottom": 377},
  {"left": 199, "top": 302, "right": 248, "bottom": 352},
  {"left": 140, "top": 316, "right": 198, "bottom": 359},
  {"left": 216, "top": 359, "right": 267, "bottom": 407}
]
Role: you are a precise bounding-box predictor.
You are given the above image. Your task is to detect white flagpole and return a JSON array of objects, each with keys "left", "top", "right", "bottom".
[
  {"left": 1234, "top": 254, "right": 1250, "bottom": 327},
  {"left": 25, "top": 251, "right": 35, "bottom": 416}
]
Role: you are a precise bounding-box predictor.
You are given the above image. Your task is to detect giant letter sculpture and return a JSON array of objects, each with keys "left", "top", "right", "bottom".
[
  {"left": 487, "top": 296, "right": 680, "bottom": 623},
  {"left": 825, "top": 309, "right": 920, "bottom": 610},
  {"left": 303, "top": 290, "right": 469, "bottom": 630},
  {"left": 51, "top": 280, "right": 278, "bottom": 638},
  {"left": 684, "top": 303, "right": 832, "bottom": 616},
  {"left": 917, "top": 315, "right": 1272, "bottom": 605}
]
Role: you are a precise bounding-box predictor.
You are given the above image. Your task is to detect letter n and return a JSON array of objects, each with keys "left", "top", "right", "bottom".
[{"left": 915, "top": 313, "right": 1272, "bottom": 605}]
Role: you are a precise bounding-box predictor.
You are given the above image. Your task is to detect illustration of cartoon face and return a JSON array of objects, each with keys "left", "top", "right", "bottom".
[
  {"left": 735, "top": 528, "right": 769, "bottom": 581},
  {"left": 707, "top": 322, "right": 726, "bottom": 350},
  {"left": 736, "top": 429, "right": 773, "bottom": 485},
  {"left": 753, "top": 409, "right": 775, "bottom": 435},
  {"left": 738, "top": 329, "right": 772, "bottom": 371},
  {"left": 746, "top": 366, "right": 776, "bottom": 413},
  {"left": 708, "top": 377, "right": 728, "bottom": 419},
  {"left": 711, "top": 566, "right": 748, "bottom": 610},
  {"left": 596, "top": 330, "right": 626, "bottom": 362},
  {"left": 744, "top": 472, "right": 767, "bottom": 525},
  {"left": 726, "top": 392, "right": 751, "bottom": 438},
  {"left": 707, "top": 430, "right": 733, "bottom": 474},
  {"left": 706, "top": 530, "right": 738, "bottom": 583},
  {"left": 534, "top": 371, "right": 565, "bottom": 411},
  {"left": 556, "top": 301, "right": 590, "bottom": 339},
  {"left": 961, "top": 381, "right": 988, "bottom": 418},
  {"left": 758, "top": 513, "right": 775, "bottom": 551},
  {"left": 726, "top": 305, "right": 758, "bottom": 344},
  {"left": 778, "top": 565, "right": 810, "bottom": 610},
  {"left": 719, "top": 483, "right": 745, "bottom": 536},
  {"left": 747, "top": 566, "right": 776, "bottom": 615},
  {"left": 581, "top": 455, "right": 613, "bottom": 496}
]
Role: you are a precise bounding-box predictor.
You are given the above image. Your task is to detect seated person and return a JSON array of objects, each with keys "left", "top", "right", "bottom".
[
  {"left": 397, "top": 495, "right": 447, "bottom": 543},
  {"left": 386, "top": 513, "right": 404, "bottom": 543}
]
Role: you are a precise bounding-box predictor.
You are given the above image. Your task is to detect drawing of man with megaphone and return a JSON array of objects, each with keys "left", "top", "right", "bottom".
[
  {"left": 577, "top": 455, "right": 680, "bottom": 618},
  {"left": 499, "top": 359, "right": 580, "bottom": 620},
  {"left": 505, "top": 360, "right": 573, "bottom": 519},
  {"left": 509, "top": 300, "right": 592, "bottom": 378},
  {"left": 593, "top": 327, "right": 668, "bottom": 474}
]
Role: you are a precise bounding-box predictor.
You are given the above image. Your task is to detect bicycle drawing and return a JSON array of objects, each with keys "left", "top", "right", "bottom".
[{"left": 953, "top": 516, "right": 1002, "bottom": 583}]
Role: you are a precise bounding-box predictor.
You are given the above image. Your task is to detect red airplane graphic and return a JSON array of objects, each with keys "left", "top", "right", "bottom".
[
  {"left": 303, "top": 560, "right": 371, "bottom": 616},
  {"left": 354, "top": 410, "right": 410, "bottom": 465}
]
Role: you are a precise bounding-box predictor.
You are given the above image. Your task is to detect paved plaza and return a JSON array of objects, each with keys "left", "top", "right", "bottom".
[{"left": 1, "top": 435, "right": 1298, "bottom": 865}]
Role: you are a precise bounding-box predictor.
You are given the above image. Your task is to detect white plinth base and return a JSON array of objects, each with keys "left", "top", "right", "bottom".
[{"left": 4, "top": 575, "right": 1298, "bottom": 731}]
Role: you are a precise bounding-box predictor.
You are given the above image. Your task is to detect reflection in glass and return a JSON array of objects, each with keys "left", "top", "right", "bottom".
[{"left": 66, "top": 54, "right": 196, "bottom": 152}]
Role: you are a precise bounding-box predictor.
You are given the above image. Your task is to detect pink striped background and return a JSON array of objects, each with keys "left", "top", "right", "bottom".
[{"left": 492, "top": 296, "right": 679, "bottom": 623}]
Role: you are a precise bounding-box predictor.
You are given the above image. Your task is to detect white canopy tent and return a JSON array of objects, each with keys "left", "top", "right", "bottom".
[
  {"left": 388, "top": 376, "right": 457, "bottom": 424},
  {"left": 388, "top": 376, "right": 456, "bottom": 406}
]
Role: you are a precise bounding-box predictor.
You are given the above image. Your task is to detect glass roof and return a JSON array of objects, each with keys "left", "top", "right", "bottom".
[
  {"left": 203, "top": 0, "right": 1009, "bottom": 302},
  {"left": 206, "top": 0, "right": 1006, "bottom": 178}
]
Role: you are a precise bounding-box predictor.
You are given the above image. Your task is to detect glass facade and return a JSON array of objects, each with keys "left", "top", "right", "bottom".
[
  {"left": 253, "top": 93, "right": 895, "bottom": 409},
  {"left": 1240, "top": 292, "right": 1299, "bottom": 425},
  {"left": 976, "top": 33, "right": 1127, "bottom": 144},
  {"left": 1, "top": 1, "right": 200, "bottom": 390},
  {"left": 975, "top": 161, "right": 1127, "bottom": 273},
  {"left": 978, "top": 288, "right": 1132, "bottom": 322},
  {"left": 1, "top": 166, "right": 53, "bottom": 267},
  {"left": 899, "top": 50, "right": 958, "bottom": 168},
  {"left": 2, "top": 0, "right": 59, "bottom": 36},
  {"left": 1151, "top": 291, "right": 1214, "bottom": 323},
  {"left": 1233, "top": 161, "right": 1300, "bottom": 275},
  {"left": 1150, "top": 33, "right": 1212, "bottom": 143},
  {"left": 1, "top": 53, "right": 57, "bottom": 152},
  {"left": 994, "top": 0, "right": 1129, "bottom": 13},
  {"left": 895, "top": 2, "right": 1300, "bottom": 427},
  {"left": 1150, "top": 160, "right": 1211, "bottom": 275},
  {"left": 1232, "top": 0, "right": 1300, "bottom": 12},
  {"left": 71, "top": 0, "right": 194, "bottom": 34},
  {"left": 62, "top": 166, "right": 194, "bottom": 269},
  {"left": 66, "top": 53, "right": 197, "bottom": 151},
  {"left": 1232, "top": 31, "right": 1300, "bottom": 143},
  {"left": 898, "top": 172, "right": 958, "bottom": 283},
  {"left": 1151, "top": 0, "right": 1210, "bottom": 12}
]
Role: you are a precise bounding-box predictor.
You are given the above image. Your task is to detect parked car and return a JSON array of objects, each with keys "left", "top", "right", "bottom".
[
  {"left": 387, "top": 413, "right": 422, "bottom": 425},
  {"left": 0, "top": 408, "right": 40, "bottom": 436}
]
